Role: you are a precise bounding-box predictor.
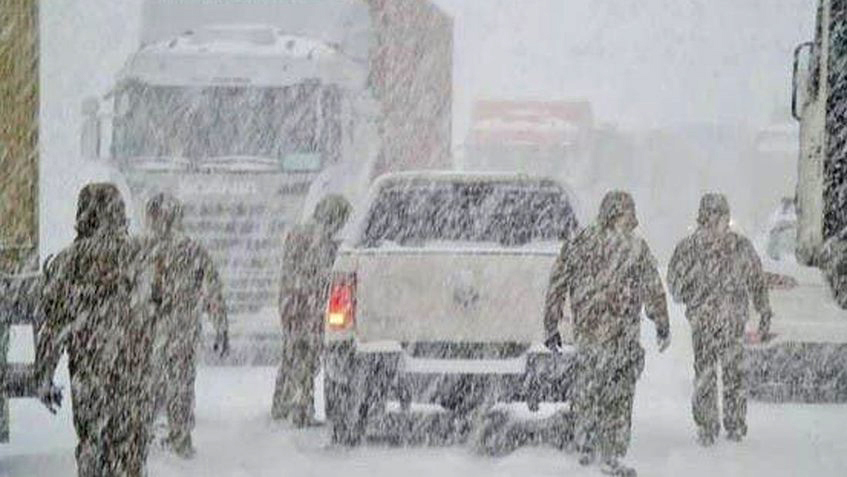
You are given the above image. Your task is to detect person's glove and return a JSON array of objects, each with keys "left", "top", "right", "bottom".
[
  {"left": 759, "top": 311, "right": 774, "bottom": 343},
  {"left": 37, "top": 381, "right": 63, "bottom": 415},
  {"left": 213, "top": 330, "right": 230, "bottom": 358},
  {"left": 656, "top": 329, "right": 671, "bottom": 353},
  {"left": 757, "top": 326, "right": 774, "bottom": 344},
  {"left": 544, "top": 331, "right": 563, "bottom": 353}
]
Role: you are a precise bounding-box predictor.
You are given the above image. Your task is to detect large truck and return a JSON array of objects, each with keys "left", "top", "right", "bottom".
[
  {"left": 82, "top": 0, "right": 453, "bottom": 361},
  {"left": 463, "top": 100, "right": 593, "bottom": 179},
  {"left": 745, "top": 0, "right": 847, "bottom": 402},
  {"left": 792, "top": 0, "right": 847, "bottom": 270},
  {"left": 0, "top": 0, "right": 41, "bottom": 442}
]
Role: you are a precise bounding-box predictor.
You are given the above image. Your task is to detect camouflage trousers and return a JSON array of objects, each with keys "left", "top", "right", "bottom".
[
  {"left": 153, "top": 336, "right": 198, "bottom": 453},
  {"left": 691, "top": 326, "right": 746, "bottom": 439},
  {"left": 572, "top": 342, "right": 644, "bottom": 460},
  {"left": 272, "top": 331, "right": 321, "bottom": 425},
  {"left": 72, "top": 381, "right": 153, "bottom": 477}
]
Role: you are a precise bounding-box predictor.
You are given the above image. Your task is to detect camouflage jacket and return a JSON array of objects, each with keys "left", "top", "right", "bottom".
[
  {"left": 544, "top": 225, "right": 670, "bottom": 349},
  {"left": 146, "top": 234, "right": 227, "bottom": 340},
  {"left": 36, "top": 231, "right": 155, "bottom": 400},
  {"left": 278, "top": 222, "right": 339, "bottom": 334},
  {"left": 667, "top": 228, "right": 771, "bottom": 330}
]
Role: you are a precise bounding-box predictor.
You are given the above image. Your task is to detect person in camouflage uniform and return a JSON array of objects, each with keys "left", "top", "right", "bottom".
[
  {"left": 36, "top": 183, "right": 156, "bottom": 476},
  {"left": 667, "top": 193, "right": 773, "bottom": 446},
  {"left": 272, "top": 195, "right": 352, "bottom": 426},
  {"left": 145, "top": 192, "right": 229, "bottom": 458},
  {"left": 544, "top": 191, "right": 670, "bottom": 477}
]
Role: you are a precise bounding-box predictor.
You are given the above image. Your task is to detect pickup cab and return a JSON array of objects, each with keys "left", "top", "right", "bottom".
[{"left": 323, "top": 172, "right": 580, "bottom": 443}]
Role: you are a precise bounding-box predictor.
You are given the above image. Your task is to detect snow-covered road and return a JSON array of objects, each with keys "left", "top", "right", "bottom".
[{"left": 2, "top": 312, "right": 847, "bottom": 477}]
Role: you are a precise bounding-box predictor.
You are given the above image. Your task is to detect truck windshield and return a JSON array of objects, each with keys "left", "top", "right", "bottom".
[
  {"left": 110, "top": 82, "right": 342, "bottom": 169},
  {"left": 361, "top": 181, "right": 578, "bottom": 247}
]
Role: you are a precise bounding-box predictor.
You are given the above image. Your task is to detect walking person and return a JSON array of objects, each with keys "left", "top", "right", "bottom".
[
  {"left": 36, "top": 183, "right": 157, "bottom": 476},
  {"left": 544, "top": 190, "right": 671, "bottom": 477},
  {"left": 145, "top": 192, "right": 229, "bottom": 457},
  {"left": 272, "top": 195, "right": 351, "bottom": 427},
  {"left": 667, "top": 193, "right": 773, "bottom": 445}
]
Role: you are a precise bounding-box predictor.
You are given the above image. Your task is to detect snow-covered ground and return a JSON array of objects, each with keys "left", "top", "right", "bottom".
[{"left": 2, "top": 305, "right": 847, "bottom": 477}]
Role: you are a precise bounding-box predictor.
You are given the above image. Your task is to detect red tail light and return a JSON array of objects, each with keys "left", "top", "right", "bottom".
[{"left": 326, "top": 273, "right": 356, "bottom": 332}]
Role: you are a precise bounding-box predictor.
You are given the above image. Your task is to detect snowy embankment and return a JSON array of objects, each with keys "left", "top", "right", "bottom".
[{"left": 2, "top": 308, "right": 847, "bottom": 477}]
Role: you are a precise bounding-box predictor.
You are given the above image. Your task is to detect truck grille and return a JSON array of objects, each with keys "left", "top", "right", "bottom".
[{"left": 181, "top": 200, "right": 285, "bottom": 314}]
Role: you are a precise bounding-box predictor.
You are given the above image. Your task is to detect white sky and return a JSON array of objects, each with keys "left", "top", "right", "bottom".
[{"left": 436, "top": 0, "right": 814, "bottom": 136}]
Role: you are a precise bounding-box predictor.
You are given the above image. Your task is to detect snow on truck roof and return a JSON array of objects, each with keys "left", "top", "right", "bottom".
[
  {"left": 120, "top": 25, "right": 367, "bottom": 88},
  {"left": 140, "top": 0, "right": 371, "bottom": 60},
  {"left": 145, "top": 25, "right": 339, "bottom": 58}
]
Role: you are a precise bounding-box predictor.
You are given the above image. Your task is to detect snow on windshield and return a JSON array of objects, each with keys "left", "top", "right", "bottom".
[{"left": 112, "top": 81, "right": 342, "bottom": 165}]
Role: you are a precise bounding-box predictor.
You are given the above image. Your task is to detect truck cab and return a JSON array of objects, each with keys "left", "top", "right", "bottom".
[
  {"left": 81, "top": 5, "right": 381, "bottom": 361},
  {"left": 78, "top": 0, "right": 454, "bottom": 363},
  {"left": 792, "top": 0, "right": 847, "bottom": 270}
]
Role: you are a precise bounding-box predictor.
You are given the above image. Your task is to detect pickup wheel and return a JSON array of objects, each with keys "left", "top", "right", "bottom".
[
  {"left": 325, "top": 355, "right": 390, "bottom": 446},
  {"left": 326, "top": 378, "right": 365, "bottom": 446}
]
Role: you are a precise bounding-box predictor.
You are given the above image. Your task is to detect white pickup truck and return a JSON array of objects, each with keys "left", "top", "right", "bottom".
[{"left": 323, "top": 172, "right": 580, "bottom": 443}]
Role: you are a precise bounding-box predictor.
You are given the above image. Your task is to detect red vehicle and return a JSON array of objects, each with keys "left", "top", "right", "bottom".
[{"left": 464, "top": 100, "right": 594, "bottom": 188}]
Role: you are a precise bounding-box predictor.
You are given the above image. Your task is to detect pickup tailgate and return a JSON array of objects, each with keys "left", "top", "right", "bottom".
[{"left": 355, "top": 245, "right": 559, "bottom": 343}]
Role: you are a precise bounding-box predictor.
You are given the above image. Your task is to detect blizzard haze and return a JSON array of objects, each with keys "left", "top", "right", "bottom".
[
  {"left": 9, "top": 2, "right": 842, "bottom": 477},
  {"left": 40, "top": 0, "right": 814, "bottom": 259}
]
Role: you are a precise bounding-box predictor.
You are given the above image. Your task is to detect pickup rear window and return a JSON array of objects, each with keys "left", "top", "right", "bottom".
[{"left": 360, "top": 181, "right": 577, "bottom": 247}]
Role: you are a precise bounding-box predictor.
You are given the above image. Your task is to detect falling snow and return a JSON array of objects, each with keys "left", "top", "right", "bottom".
[{"left": 3, "top": 1, "right": 847, "bottom": 477}]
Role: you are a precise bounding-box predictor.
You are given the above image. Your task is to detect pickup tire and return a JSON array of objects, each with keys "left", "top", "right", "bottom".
[
  {"left": 326, "top": 378, "right": 365, "bottom": 446},
  {"left": 325, "top": 350, "right": 392, "bottom": 446}
]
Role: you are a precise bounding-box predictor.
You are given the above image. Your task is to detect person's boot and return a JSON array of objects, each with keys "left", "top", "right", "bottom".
[
  {"left": 167, "top": 431, "right": 196, "bottom": 459},
  {"left": 578, "top": 448, "right": 596, "bottom": 466},
  {"left": 726, "top": 426, "right": 746, "bottom": 442},
  {"left": 697, "top": 426, "right": 717, "bottom": 447},
  {"left": 271, "top": 401, "right": 291, "bottom": 421},
  {"left": 600, "top": 457, "right": 637, "bottom": 477},
  {"left": 292, "top": 407, "right": 322, "bottom": 428},
  {"left": 293, "top": 416, "right": 323, "bottom": 428}
]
